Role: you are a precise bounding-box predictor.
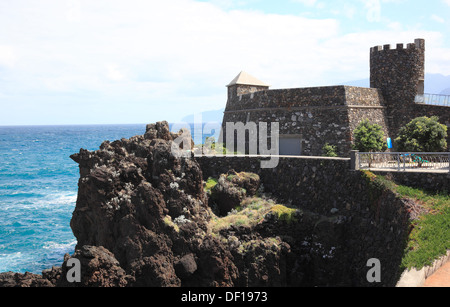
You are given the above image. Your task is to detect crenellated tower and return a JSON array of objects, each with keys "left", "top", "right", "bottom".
[{"left": 370, "top": 38, "right": 425, "bottom": 135}]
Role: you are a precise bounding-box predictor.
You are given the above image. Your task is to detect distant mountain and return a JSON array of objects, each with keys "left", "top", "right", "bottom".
[
  {"left": 424, "top": 74, "right": 450, "bottom": 94},
  {"left": 440, "top": 88, "right": 450, "bottom": 95},
  {"left": 341, "top": 78, "right": 370, "bottom": 88}
]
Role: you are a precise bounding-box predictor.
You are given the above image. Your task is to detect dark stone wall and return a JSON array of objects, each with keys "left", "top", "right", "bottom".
[
  {"left": 373, "top": 170, "right": 449, "bottom": 193},
  {"left": 221, "top": 39, "right": 449, "bottom": 157},
  {"left": 370, "top": 40, "right": 425, "bottom": 135},
  {"left": 196, "top": 155, "right": 421, "bottom": 286},
  {"left": 370, "top": 39, "right": 450, "bottom": 148},
  {"left": 222, "top": 86, "right": 390, "bottom": 157},
  {"left": 223, "top": 105, "right": 352, "bottom": 156}
]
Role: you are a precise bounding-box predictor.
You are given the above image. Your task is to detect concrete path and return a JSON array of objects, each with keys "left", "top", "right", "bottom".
[
  {"left": 423, "top": 261, "right": 450, "bottom": 287},
  {"left": 397, "top": 251, "right": 450, "bottom": 287}
]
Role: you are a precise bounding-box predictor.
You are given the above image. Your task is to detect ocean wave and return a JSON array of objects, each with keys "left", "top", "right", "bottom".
[
  {"left": 0, "top": 252, "right": 30, "bottom": 273},
  {"left": 0, "top": 124, "right": 147, "bottom": 273},
  {"left": 0, "top": 192, "right": 77, "bottom": 211},
  {"left": 43, "top": 240, "right": 77, "bottom": 252}
]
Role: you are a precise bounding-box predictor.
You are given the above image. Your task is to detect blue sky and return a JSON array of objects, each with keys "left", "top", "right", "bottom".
[{"left": 0, "top": 0, "right": 449, "bottom": 125}]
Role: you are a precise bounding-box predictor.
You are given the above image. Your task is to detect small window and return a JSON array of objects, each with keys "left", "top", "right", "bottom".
[{"left": 279, "top": 135, "right": 302, "bottom": 156}]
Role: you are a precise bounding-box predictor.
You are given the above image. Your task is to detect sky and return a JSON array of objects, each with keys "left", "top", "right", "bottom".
[{"left": 0, "top": 0, "right": 450, "bottom": 125}]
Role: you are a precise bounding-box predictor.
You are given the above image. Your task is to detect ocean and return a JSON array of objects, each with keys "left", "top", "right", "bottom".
[{"left": 0, "top": 123, "right": 213, "bottom": 274}]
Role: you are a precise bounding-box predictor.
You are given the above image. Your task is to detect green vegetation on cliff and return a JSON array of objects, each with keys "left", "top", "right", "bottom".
[
  {"left": 207, "top": 195, "right": 300, "bottom": 234},
  {"left": 208, "top": 196, "right": 276, "bottom": 234},
  {"left": 362, "top": 171, "right": 450, "bottom": 270},
  {"left": 398, "top": 186, "right": 450, "bottom": 270}
]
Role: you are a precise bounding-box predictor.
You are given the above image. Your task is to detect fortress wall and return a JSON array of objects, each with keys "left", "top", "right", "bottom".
[
  {"left": 223, "top": 86, "right": 389, "bottom": 156},
  {"left": 196, "top": 155, "right": 418, "bottom": 286},
  {"left": 197, "top": 155, "right": 447, "bottom": 286},
  {"left": 344, "top": 87, "right": 391, "bottom": 143},
  {"left": 344, "top": 86, "right": 385, "bottom": 106},
  {"left": 370, "top": 39, "right": 426, "bottom": 137},
  {"left": 372, "top": 170, "right": 449, "bottom": 192},
  {"left": 223, "top": 105, "right": 352, "bottom": 156},
  {"left": 347, "top": 106, "right": 391, "bottom": 142},
  {"left": 226, "top": 86, "right": 348, "bottom": 111}
]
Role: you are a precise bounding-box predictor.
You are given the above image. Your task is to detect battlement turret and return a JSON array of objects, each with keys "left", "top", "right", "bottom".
[
  {"left": 370, "top": 38, "right": 426, "bottom": 135},
  {"left": 370, "top": 38, "right": 425, "bottom": 98},
  {"left": 370, "top": 38, "right": 425, "bottom": 53}
]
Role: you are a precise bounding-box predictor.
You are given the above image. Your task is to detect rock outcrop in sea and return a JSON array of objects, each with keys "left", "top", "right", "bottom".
[
  {"left": 0, "top": 121, "right": 300, "bottom": 287},
  {"left": 2, "top": 121, "right": 430, "bottom": 287}
]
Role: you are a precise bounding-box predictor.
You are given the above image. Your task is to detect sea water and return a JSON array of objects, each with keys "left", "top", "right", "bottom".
[{"left": 0, "top": 123, "right": 212, "bottom": 274}]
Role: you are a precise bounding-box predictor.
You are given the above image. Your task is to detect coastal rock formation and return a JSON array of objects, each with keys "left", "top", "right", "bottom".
[
  {"left": 67, "top": 121, "right": 238, "bottom": 286},
  {"left": 0, "top": 121, "right": 431, "bottom": 287},
  {"left": 209, "top": 171, "right": 260, "bottom": 216},
  {"left": 0, "top": 271, "right": 54, "bottom": 287},
  {"left": 0, "top": 121, "right": 285, "bottom": 287},
  {"left": 57, "top": 246, "right": 130, "bottom": 287}
]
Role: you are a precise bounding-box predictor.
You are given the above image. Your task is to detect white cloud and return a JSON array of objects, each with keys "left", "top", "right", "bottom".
[
  {"left": 106, "top": 64, "right": 125, "bottom": 82},
  {"left": 0, "top": 46, "right": 17, "bottom": 68},
  {"left": 292, "top": 0, "right": 318, "bottom": 7},
  {"left": 443, "top": 0, "right": 450, "bottom": 6},
  {"left": 66, "top": 0, "right": 82, "bottom": 22},
  {"left": 431, "top": 14, "right": 445, "bottom": 24},
  {"left": 363, "top": 0, "right": 381, "bottom": 22},
  {"left": 0, "top": 0, "right": 449, "bottom": 125}
]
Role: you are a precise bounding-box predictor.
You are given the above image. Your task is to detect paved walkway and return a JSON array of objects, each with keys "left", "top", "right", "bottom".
[{"left": 423, "top": 261, "right": 450, "bottom": 287}]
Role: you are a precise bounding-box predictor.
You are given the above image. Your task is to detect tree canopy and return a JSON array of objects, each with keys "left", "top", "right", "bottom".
[
  {"left": 353, "top": 119, "right": 387, "bottom": 152},
  {"left": 395, "top": 116, "right": 447, "bottom": 152}
]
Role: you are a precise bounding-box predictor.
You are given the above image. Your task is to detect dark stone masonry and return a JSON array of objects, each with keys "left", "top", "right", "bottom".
[
  {"left": 196, "top": 154, "right": 445, "bottom": 287},
  {"left": 1, "top": 39, "right": 448, "bottom": 289},
  {"left": 222, "top": 39, "right": 450, "bottom": 156},
  {"left": 2, "top": 122, "right": 444, "bottom": 288}
]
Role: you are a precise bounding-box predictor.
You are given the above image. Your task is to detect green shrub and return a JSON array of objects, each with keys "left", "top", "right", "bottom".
[
  {"left": 353, "top": 119, "right": 387, "bottom": 152},
  {"left": 322, "top": 143, "right": 338, "bottom": 157},
  {"left": 270, "top": 205, "right": 298, "bottom": 224},
  {"left": 395, "top": 116, "right": 447, "bottom": 152},
  {"left": 205, "top": 177, "right": 218, "bottom": 193}
]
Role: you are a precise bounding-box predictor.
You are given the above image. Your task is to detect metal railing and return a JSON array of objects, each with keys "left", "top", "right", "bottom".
[
  {"left": 415, "top": 94, "right": 450, "bottom": 107},
  {"left": 358, "top": 152, "right": 450, "bottom": 172}
]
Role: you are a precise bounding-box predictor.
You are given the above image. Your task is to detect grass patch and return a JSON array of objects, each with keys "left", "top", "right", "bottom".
[
  {"left": 208, "top": 196, "right": 278, "bottom": 234},
  {"left": 402, "top": 206, "right": 450, "bottom": 270},
  {"left": 395, "top": 185, "right": 449, "bottom": 213},
  {"left": 163, "top": 216, "right": 180, "bottom": 233},
  {"left": 269, "top": 205, "right": 299, "bottom": 224},
  {"left": 208, "top": 196, "right": 301, "bottom": 234},
  {"left": 361, "top": 171, "right": 450, "bottom": 270},
  {"left": 205, "top": 177, "right": 218, "bottom": 193},
  {"left": 398, "top": 187, "right": 450, "bottom": 270}
]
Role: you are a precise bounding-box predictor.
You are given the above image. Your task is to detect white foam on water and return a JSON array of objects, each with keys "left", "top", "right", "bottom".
[
  {"left": 0, "top": 192, "right": 78, "bottom": 273},
  {"left": 0, "top": 252, "right": 30, "bottom": 272},
  {"left": 0, "top": 192, "right": 77, "bottom": 211},
  {"left": 43, "top": 240, "right": 77, "bottom": 252}
]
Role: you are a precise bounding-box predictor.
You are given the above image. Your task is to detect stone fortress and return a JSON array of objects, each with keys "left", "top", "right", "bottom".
[{"left": 221, "top": 39, "right": 450, "bottom": 156}]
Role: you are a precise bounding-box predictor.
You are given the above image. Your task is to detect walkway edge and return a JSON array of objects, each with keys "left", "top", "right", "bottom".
[{"left": 396, "top": 251, "right": 450, "bottom": 287}]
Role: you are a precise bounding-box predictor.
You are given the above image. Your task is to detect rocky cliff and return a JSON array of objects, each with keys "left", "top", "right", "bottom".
[
  {"left": 0, "top": 122, "right": 304, "bottom": 287},
  {"left": 0, "top": 121, "right": 428, "bottom": 287}
]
